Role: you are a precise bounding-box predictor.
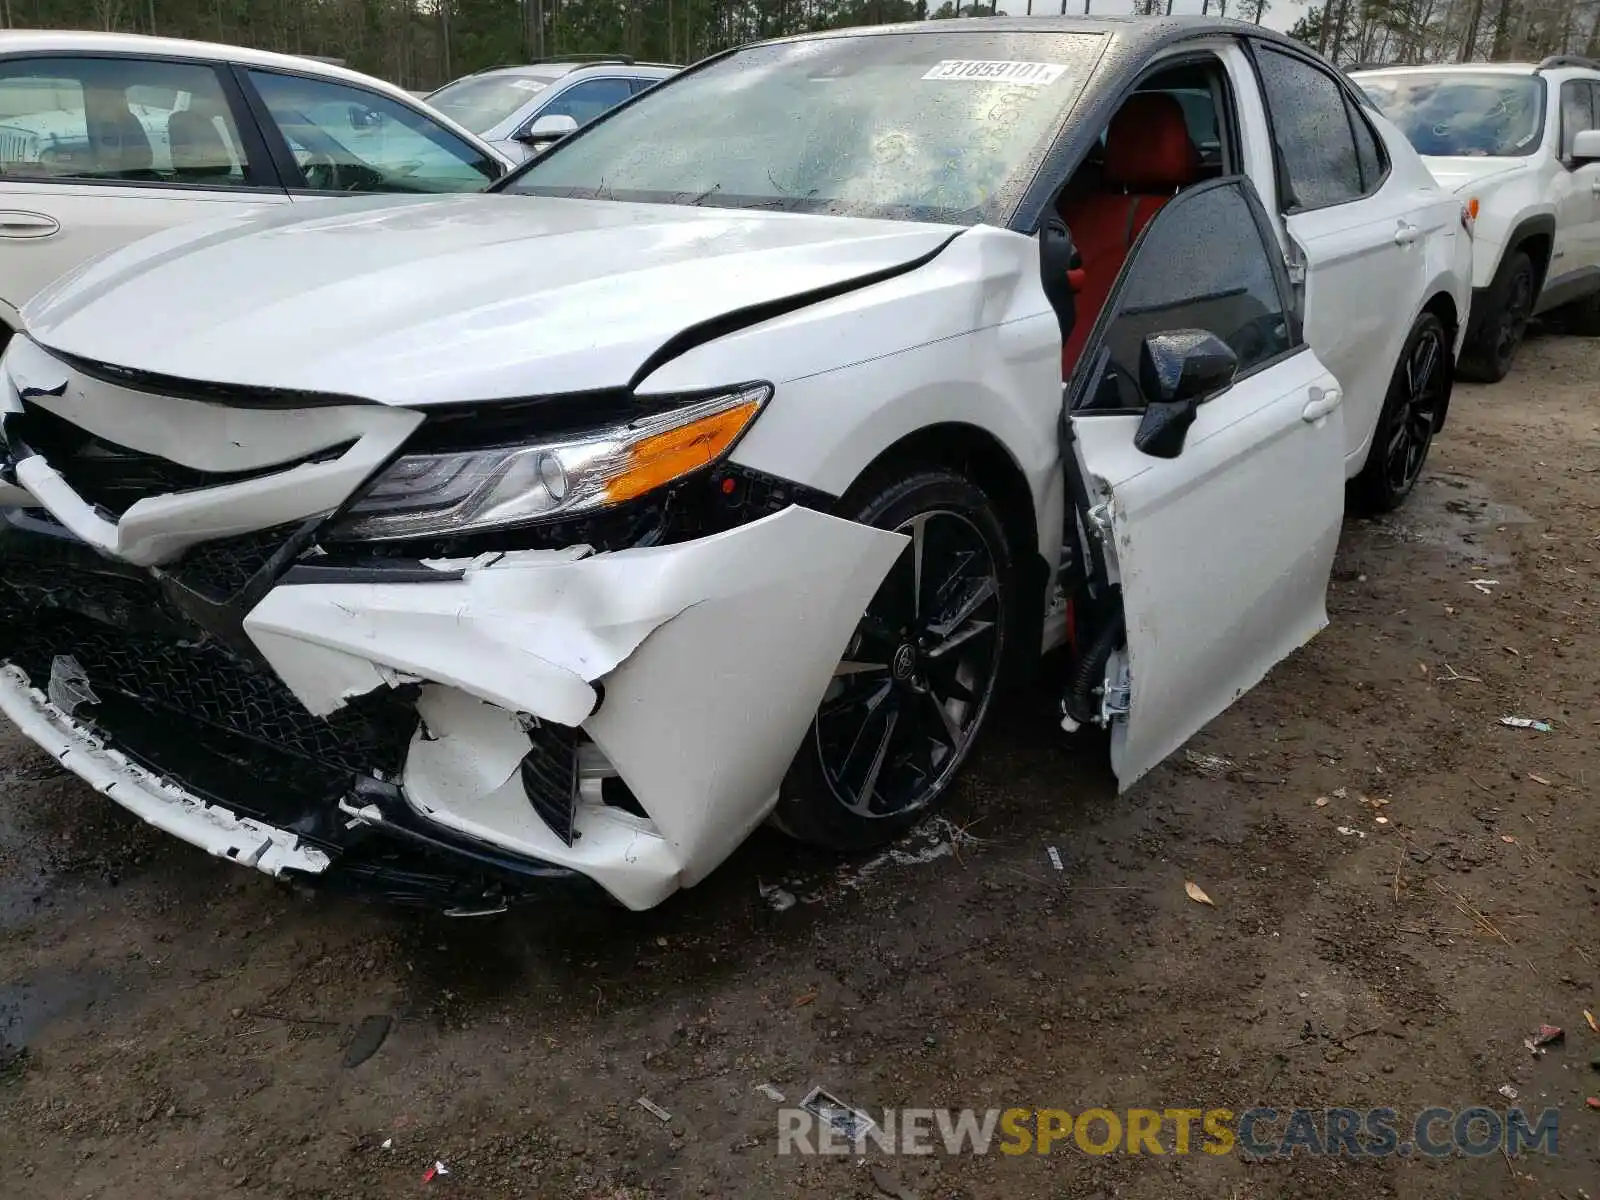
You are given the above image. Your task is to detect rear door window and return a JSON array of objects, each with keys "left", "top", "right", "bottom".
[
  {"left": 536, "top": 78, "right": 636, "bottom": 127},
  {"left": 0, "top": 56, "right": 252, "bottom": 186}
]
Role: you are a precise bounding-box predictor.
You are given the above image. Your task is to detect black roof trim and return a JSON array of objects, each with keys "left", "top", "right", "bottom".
[{"left": 1537, "top": 54, "right": 1600, "bottom": 73}]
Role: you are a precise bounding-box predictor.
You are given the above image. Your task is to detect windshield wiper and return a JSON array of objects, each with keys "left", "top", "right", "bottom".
[{"left": 685, "top": 182, "right": 722, "bottom": 206}]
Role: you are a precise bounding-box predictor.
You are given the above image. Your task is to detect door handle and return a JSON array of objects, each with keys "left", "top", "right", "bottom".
[
  {"left": 1302, "top": 385, "right": 1343, "bottom": 422},
  {"left": 1590, "top": 178, "right": 1600, "bottom": 195},
  {"left": 0, "top": 210, "right": 61, "bottom": 239},
  {"left": 1393, "top": 222, "right": 1420, "bottom": 246}
]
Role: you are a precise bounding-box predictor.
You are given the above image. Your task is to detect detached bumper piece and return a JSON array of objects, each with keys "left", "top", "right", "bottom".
[{"left": 0, "top": 517, "right": 598, "bottom": 911}]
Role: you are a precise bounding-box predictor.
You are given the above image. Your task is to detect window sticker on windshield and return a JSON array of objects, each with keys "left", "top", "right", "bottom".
[
  {"left": 922, "top": 60, "right": 1067, "bottom": 86},
  {"left": 508, "top": 79, "right": 548, "bottom": 93}
]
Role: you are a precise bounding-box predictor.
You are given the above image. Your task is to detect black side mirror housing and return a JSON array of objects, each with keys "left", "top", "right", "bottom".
[
  {"left": 1039, "top": 216, "right": 1080, "bottom": 344},
  {"left": 1132, "top": 330, "right": 1238, "bottom": 459}
]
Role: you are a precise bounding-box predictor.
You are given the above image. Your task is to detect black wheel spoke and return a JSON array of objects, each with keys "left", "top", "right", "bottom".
[
  {"left": 851, "top": 707, "right": 899, "bottom": 816},
  {"left": 908, "top": 513, "right": 929, "bottom": 621},
  {"left": 920, "top": 685, "right": 963, "bottom": 749}
]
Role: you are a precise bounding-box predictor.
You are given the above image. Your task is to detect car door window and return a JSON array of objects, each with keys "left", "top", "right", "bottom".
[
  {"left": 1254, "top": 47, "right": 1364, "bottom": 211},
  {"left": 628, "top": 76, "right": 662, "bottom": 96},
  {"left": 1560, "top": 79, "right": 1595, "bottom": 159},
  {"left": 1347, "top": 95, "right": 1387, "bottom": 193},
  {"left": 247, "top": 70, "right": 498, "bottom": 192},
  {"left": 536, "top": 78, "right": 635, "bottom": 128},
  {"left": 0, "top": 56, "right": 249, "bottom": 186},
  {"left": 1077, "top": 179, "right": 1297, "bottom": 413}
]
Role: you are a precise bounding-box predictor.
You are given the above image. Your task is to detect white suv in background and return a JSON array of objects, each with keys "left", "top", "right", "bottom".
[
  {"left": 0, "top": 31, "right": 514, "bottom": 353},
  {"left": 1356, "top": 56, "right": 1600, "bottom": 381}
]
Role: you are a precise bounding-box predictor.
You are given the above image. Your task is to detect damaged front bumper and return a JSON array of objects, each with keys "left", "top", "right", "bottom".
[{"left": 0, "top": 505, "right": 903, "bottom": 911}]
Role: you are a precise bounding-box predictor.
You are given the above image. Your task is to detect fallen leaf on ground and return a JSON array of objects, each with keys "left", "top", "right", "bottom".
[
  {"left": 1528, "top": 773, "right": 1552, "bottom": 786},
  {"left": 793, "top": 990, "right": 818, "bottom": 1007},
  {"left": 1314, "top": 796, "right": 1330, "bottom": 807},
  {"left": 1501, "top": 835, "right": 1518, "bottom": 844},
  {"left": 1184, "top": 881, "right": 1214, "bottom": 907},
  {"left": 1585, "top": 1010, "right": 1598, "bottom": 1034},
  {"left": 1588, "top": 1097, "right": 1600, "bottom": 1110}
]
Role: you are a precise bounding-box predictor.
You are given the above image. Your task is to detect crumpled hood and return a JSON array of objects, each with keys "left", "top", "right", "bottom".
[
  {"left": 21, "top": 194, "right": 957, "bottom": 406},
  {"left": 1421, "top": 156, "right": 1529, "bottom": 193}
]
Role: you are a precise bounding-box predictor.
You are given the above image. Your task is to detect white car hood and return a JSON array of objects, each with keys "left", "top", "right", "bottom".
[
  {"left": 22, "top": 194, "right": 957, "bottom": 406},
  {"left": 1421, "top": 156, "right": 1528, "bottom": 193}
]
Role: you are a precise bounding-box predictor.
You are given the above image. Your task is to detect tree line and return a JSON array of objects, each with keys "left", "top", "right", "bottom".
[
  {"left": 1290, "top": 0, "right": 1600, "bottom": 66},
  {"left": 0, "top": 0, "right": 1590, "bottom": 92}
]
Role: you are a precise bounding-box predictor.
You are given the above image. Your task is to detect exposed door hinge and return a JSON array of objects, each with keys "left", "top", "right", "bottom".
[
  {"left": 1086, "top": 501, "right": 1113, "bottom": 542},
  {"left": 1100, "top": 659, "right": 1131, "bottom": 725},
  {"left": 1283, "top": 253, "right": 1307, "bottom": 286}
]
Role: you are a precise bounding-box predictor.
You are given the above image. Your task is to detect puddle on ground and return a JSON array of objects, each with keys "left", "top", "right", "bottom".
[
  {"left": 1361, "top": 472, "right": 1533, "bottom": 566},
  {"left": 0, "top": 734, "right": 79, "bottom": 930},
  {"left": 0, "top": 969, "right": 116, "bottom": 1072}
]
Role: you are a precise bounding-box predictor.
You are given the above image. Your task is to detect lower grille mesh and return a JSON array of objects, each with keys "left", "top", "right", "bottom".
[
  {"left": 0, "top": 601, "right": 418, "bottom": 830},
  {"left": 520, "top": 724, "right": 579, "bottom": 845}
]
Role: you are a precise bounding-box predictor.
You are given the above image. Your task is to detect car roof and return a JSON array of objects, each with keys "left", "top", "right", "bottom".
[
  {"left": 457, "top": 60, "right": 677, "bottom": 81},
  {"left": 1351, "top": 62, "right": 1542, "bottom": 77},
  {"left": 762, "top": 14, "right": 1305, "bottom": 53},
  {"left": 0, "top": 30, "right": 425, "bottom": 94}
]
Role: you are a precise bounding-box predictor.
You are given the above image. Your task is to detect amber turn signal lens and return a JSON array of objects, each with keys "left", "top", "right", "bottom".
[{"left": 605, "top": 397, "right": 763, "bottom": 504}]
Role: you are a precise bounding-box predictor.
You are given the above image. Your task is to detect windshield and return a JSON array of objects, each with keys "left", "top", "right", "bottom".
[
  {"left": 1358, "top": 72, "right": 1545, "bottom": 157},
  {"left": 504, "top": 31, "right": 1105, "bottom": 224},
  {"left": 427, "top": 71, "right": 560, "bottom": 134}
]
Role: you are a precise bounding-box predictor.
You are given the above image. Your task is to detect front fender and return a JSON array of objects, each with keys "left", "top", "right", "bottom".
[
  {"left": 1474, "top": 199, "right": 1556, "bottom": 291},
  {"left": 636, "top": 225, "right": 1066, "bottom": 566}
]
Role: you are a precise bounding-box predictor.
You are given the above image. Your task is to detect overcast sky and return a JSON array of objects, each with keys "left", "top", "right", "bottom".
[{"left": 999, "top": 0, "right": 1309, "bottom": 34}]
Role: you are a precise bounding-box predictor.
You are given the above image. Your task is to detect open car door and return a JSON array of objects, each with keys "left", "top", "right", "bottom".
[{"left": 1065, "top": 178, "right": 1345, "bottom": 788}]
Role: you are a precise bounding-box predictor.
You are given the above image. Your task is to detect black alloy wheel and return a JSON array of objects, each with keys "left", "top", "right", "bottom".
[
  {"left": 771, "top": 470, "right": 1014, "bottom": 852},
  {"left": 1459, "top": 250, "right": 1533, "bottom": 383},
  {"left": 1351, "top": 311, "right": 1450, "bottom": 514}
]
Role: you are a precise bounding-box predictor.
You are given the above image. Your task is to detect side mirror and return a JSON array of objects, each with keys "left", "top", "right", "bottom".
[
  {"left": 1571, "top": 128, "right": 1600, "bottom": 164},
  {"left": 517, "top": 112, "right": 579, "bottom": 147},
  {"left": 1038, "top": 216, "right": 1081, "bottom": 343},
  {"left": 1132, "top": 330, "right": 1238, "bottom": 459}
]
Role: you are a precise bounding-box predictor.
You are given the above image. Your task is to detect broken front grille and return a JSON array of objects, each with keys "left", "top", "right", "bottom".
[
  {"left": 163, "top": 524, "right": 304, "bottom": 602},
  {"left": 0, "top": 601, "right": 418, "bottom": 833}
]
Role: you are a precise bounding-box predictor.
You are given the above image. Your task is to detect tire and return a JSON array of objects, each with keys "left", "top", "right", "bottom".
[
  {"left": 1457, "top": 250, "right": 1534, "bottom": 383},
  {"left": 770, "top": 468, "right": 1016, "bottom": 852},
  {"left": 1556, "top": 287, "right": 1600, "bottom": 336},
  {"left": 1350, "top": 311, "right": 1450, "bottom": 514}
]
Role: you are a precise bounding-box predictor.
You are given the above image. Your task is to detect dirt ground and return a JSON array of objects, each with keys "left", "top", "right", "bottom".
[{"left": 0, "top": 330, "right": 1596, "bottom": 1200}]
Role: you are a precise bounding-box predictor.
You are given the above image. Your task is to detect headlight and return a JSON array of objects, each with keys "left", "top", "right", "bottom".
[{"left": 331, "top": 384, "right": 770, "bottom": 542}]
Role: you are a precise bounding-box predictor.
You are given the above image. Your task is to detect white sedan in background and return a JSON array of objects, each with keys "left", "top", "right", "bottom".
[
  {"left": 0, "top": 30, "right": 512, "bottom": 353},
  {"left": 0, "top": 18, "right": 1470, "bottom": 913}
]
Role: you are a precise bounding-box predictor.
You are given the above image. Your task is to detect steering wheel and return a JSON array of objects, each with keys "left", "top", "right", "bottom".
[{"left": 300, "top": 150, "right": 344, "bottom": 191}]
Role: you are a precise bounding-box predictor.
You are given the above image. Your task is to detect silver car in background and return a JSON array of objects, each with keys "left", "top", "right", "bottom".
[{"left": 426, "top": 55, "right": 678, "bottom": 161}]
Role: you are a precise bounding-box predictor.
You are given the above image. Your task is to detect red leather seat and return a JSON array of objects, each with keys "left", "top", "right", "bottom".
[{"left": 1059, "top": 93, "right": 1202, "bottom": 379}]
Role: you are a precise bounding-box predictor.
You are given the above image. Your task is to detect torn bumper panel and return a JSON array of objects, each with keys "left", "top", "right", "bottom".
[
  {"left": 246, "top": 507, "right": 905, "bottom": 910},
  {"left": 0, "top": 506, "right": 904, "bottom": 911}
]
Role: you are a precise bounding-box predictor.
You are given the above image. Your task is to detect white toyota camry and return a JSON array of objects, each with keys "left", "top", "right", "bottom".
[{"left": 0, "top": 18, "right": 1471, "bottom": 912}]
